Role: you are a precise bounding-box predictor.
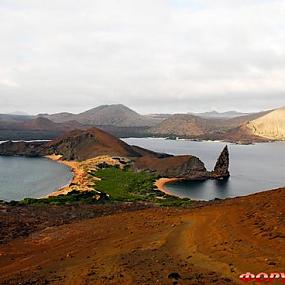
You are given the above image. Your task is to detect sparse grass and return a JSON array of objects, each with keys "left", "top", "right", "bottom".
[
  {"left": 93, "top": 167, "right": 156, "bottom": 201},
  {"left": 92, "top": 167, "right": 192, "bottom": 206},
  {"left": 16, "top": 190, "right": 103, "bottom": 206}
]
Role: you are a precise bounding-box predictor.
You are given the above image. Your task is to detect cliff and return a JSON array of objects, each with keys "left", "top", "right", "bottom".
[
  {"left": 0, "top": 141, "right": 45, "bottom": 157},
  {"left": 133, "top": 155, "right": 208, "bottom": 179},
  {"left": 133, "top": 146, "right": 230, "bottom": 181}
]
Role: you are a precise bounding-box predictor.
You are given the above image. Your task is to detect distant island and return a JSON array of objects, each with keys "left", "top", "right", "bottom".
[{"left": 0, "top": 104, "right": 285, "bottom": 143}]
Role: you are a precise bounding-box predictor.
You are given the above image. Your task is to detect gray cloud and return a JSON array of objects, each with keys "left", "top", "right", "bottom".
[{"left": 1, "top": 0, "right": 285, "bottom": 114}]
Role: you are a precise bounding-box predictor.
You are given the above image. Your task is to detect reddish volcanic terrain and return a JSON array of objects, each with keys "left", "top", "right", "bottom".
[{"left": 0, "top": 188, "right": 284, "bottom": 284}]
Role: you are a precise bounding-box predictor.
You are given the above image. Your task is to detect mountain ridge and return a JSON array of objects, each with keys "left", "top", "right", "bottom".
[
  {"left": 0, "top": 104, "right": 284, "bottom": 142},
  {"left": 42, "top": 104, "right": 163, "bottom": 127}
]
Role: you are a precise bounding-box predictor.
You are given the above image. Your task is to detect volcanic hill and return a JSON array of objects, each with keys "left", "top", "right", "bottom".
[{"left": 44, "top": 104, "right": 163, "bottom": 127}]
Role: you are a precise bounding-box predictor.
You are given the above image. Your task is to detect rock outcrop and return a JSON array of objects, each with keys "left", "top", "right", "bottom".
[
  {"left": 211, "top": 146, "right": 230, "bottom": 179},
  {"left": 133, "top": 155, "right": 208, "bottom": 179},
  {"left": 0, "top": 141, "right": 45, "bottom": 157}
]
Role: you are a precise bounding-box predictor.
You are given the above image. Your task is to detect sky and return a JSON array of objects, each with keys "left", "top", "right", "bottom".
[{"left": 1, "top": 0, "right": 285, "bottom": 115}]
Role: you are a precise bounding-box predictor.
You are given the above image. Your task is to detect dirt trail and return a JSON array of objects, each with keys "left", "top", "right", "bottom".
[{"left": 1, "top": 188, "right": 285, "bottom": 284}]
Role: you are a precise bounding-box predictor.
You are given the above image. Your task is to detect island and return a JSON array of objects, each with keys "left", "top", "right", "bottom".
[{"left": 0, "top": 127, "right": 230, "bottom": 200}]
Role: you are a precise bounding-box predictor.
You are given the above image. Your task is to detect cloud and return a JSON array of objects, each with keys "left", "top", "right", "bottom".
[{"left": 0, "top": 0, "right": 285, "bottom": 114}]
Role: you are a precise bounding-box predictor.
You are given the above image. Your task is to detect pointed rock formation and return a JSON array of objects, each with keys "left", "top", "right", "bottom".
[{"left": 212, "top": 146, "right": 230, "bottom": 179}]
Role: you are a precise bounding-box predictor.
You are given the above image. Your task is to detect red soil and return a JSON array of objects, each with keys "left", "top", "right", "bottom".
[{"left": 0, "top": 188, "right": 285, "bottom": 284}]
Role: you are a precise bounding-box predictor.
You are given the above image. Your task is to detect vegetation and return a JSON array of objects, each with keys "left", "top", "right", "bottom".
[
  {"left": 9, "top": 167, "right": 191, "bottom": 207},
  {"left": 16, "top": 190, "right": 103, "bottom": 206},
  {"left": 93, "top": 167, "right": 156, "bottom": 201},
  {"left": 92, "top": 167, "right": 192, "bottom": 206}
]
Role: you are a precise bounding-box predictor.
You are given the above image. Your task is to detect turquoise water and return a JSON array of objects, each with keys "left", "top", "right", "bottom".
[
  {"left": 123, "top": 138, "right": 285, "bottom": 201},
  {"left": 0, "top": 156, "right": 72, "bottom": 201}
]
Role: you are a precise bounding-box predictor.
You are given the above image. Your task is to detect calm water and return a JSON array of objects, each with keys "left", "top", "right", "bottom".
[
  {"left": 0, "top": 156, "right": 73, "bottom": 201},
  {"left": 123, "top": 138, "right": 285, "bottom": 201}
]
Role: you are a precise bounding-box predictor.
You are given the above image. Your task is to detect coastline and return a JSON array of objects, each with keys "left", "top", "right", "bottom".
[
  {"left": 44, "top": 155, "right": 126, "bottom": 197},
  {"left": 154, "top": 177, "right": 181, "bottom": 196},
  {"left": 44, "top": 155, "right": 87, "bottom": 197},
  {"left": 46, "top": 155, "right": 183, "bottom": 198}
]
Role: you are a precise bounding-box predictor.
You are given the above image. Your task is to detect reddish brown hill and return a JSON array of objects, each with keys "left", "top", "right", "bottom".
[
  {"left": 42, "top": 127, "right": 141, "bottom": 160},
  {"left": 0, "top": 127, "right": 144, "bottom": 160}
]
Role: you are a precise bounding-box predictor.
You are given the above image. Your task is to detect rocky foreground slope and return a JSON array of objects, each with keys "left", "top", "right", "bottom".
[{"left": 0, "top": 187, "right": 284, "bottom": 284}]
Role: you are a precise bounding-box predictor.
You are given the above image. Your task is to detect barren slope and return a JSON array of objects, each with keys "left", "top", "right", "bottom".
[
  {"left": 45, "top": 104, "right": 163, "bottom": 127},
  {"left": 150, "top": 111, "right": 271, "bottom": 139},
  {"left": 1, "top": 188, "right": 285, "bottom": 284},
  {"left": 246, "top": 107, "right": 285, "bottom": 140}
]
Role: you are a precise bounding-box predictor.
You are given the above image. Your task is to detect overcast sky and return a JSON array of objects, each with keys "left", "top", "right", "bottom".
[{"left": 1, "top": 0, "right": 285, "bottom": 114}]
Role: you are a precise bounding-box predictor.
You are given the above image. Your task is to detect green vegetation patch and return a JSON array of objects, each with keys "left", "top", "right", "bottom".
[
  {"left": 92, "top": 167, "right": 192, "bottom": 206},
  {"left": 93, "top": 167, "right": 156, "bottom": 201}
]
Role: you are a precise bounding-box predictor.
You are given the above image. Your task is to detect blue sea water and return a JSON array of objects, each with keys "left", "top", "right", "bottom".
[
  {"left": 123, "top": 138, "right": 285, "bottom": 201},
  {"left": 0, "top": 156, "right": 72, "bottom": 201}
]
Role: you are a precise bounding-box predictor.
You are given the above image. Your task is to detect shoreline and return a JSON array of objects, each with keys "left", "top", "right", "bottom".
[
  {"left": 45, "top": 155, "right": 86, "bottom": 197},
  {"left": 154, "top": 177, "right": 182, "bottom": 196},
  {"left": 44, "top": 155, "right": 126, "bottom": 197},
  {"left": 46, "top": 155, "right": 183, "bottom": 199}
]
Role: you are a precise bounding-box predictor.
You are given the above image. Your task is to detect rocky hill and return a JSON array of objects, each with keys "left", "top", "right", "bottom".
[
  {"left": 44, "top": 104, "right": 163, "bottom": 127},
  {"left": 43, "top": 128, "right": 143, "bottom": 160},
  {"left": 246, "top": 107, "right": 285, "bottom": 140},
  {"left": 0, "top": 117, "right": 86, "bottom": 140},
  {"left": 191, "top": 110, "right": 249, "bottom": 118},
  {"left": 150, "top": 114, "right": 218, "bottom": 137},
  {"left": 0, "top": 117, "right": 84, "bottom": 131},
  {"left": 150, "top": 111, "right": 273, "bottom": 142},
  {"left": 0, "top": 128, "right": 167, "bottom": 160}
]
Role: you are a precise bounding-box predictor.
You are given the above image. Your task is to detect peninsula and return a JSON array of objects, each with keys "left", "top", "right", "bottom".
[{"left": 0, "top": 127, "right": 230, "bottom": 199}]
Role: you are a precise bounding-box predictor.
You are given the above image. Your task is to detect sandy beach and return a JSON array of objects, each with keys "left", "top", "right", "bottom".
[
  {"left": 45, "top": 154, "right": 89, "bottom": 197},
  {"left": 45, "top": 154, "right": 127, "bottom": 197},
  {"left": 155, "top": 177, "right": 181, "bottom": 195}
]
